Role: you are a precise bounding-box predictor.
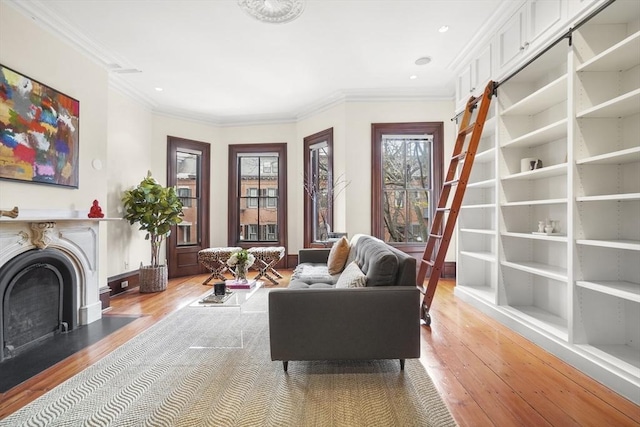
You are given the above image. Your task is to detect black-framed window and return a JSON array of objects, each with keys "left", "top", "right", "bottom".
[
  {"left": 303, "top": 128, "right": 333, "bottom": 247},
  {"left": 166, "top": 136, "right": 210, "bottom": 278},
  {"left": 372, "top": 122, "right": 444, "bottom": 246},
  {"left": 229, "top": 143, "right": 287, "bottom": 247}
]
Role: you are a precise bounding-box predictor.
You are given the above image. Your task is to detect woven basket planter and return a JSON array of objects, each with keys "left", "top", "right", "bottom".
[{"left": 139, "top": 265, "right": 168, "bottom": 293}]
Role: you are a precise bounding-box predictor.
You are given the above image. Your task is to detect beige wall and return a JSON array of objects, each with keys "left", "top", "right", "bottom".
[
  {"left": 0, "top": 3, "right": 110, "bottom": 284},
  {"left": 1, "top": 2, "right": 458, "bottom": 283},
  {"left": 106, "top": 89, "right": 154, "bottom": 275},
  {"left": 0, "top": 3, "right": 109, "bottom": 211}
]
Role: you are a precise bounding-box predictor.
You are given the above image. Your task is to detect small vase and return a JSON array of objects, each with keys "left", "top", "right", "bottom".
[{"left": 235, "top": 264, "right": 247, "bottom": 283}]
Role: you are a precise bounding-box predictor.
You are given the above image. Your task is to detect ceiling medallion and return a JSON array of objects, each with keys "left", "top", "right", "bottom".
[{"left": 238, "top": 0, "right": 305, "bottom": 24}]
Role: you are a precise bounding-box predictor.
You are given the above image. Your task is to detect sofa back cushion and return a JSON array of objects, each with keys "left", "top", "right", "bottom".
[
  {"left": 386, "top": 244, "right": 417, "bottom": 287},
  {"left": 355, "top": 236, "right": 398, "bottom": 286}
]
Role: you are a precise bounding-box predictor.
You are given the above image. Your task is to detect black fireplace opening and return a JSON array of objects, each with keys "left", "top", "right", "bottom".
[{"left": 0, "top": 249, "right": 77, "bottom": 362}]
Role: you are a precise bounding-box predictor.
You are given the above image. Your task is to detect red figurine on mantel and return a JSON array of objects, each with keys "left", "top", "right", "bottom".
[{"left": 88, "top": 200, "right": 104, "bottom": 218}]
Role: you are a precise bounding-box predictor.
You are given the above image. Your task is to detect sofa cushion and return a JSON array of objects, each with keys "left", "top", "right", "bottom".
[
  {"left": 291, "top": 263, "right": 334, "bottom": 283},
  {"left": 288, "top": 280, "right": 334, "bottom": 289},
  {"left": 355, "top": 236, "right": 398, "bottom": 286},
  {"left": 327, "top": 236, "right": 350, "bottom": 274},
  {"left": 335, "top": 261, "right": 367, "bottom": 288}
]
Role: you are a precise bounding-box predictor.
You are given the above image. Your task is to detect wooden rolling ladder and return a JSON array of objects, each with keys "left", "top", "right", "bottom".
[{"left": 418, "top": 80, "right": 495, "bottom": 326}]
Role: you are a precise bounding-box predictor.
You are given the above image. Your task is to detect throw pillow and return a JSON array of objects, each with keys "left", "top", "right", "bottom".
[
  {"left": 327, "top": 236, "right": 350, "bottom": 275},
  {"left": 335, "top": 261, "right": 367, "bottom": 288}
]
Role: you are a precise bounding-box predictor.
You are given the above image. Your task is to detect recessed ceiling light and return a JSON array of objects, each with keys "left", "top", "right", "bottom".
[
  {"left": 415, "top": 56, "right": 432, "bottom": 66},
  {"left": 438, "top": 25, "right": 449, "bottom": 33},
  {"left": 410, "top": 75, "right": 418, "bottom": 80},
  {"left": 155, "top": 87, "right": 163, "bottom": 92}
]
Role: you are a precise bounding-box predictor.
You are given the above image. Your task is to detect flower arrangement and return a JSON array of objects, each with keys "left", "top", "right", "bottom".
[
  {"left": 227, "top": 249, "right": 255, "bottom": 268},
  {"left": 227, "top": 249, "right": 255, "bottom": 282}
]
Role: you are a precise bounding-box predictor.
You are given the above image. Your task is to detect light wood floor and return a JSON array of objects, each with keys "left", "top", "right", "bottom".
[{"left": 1, "top": 272, "right": 639, "bottom": 426}]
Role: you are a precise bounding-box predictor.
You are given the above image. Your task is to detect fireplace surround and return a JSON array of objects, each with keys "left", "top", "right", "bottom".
[
  {"left": 0, "top": 248, "right": 77, "bottom": 361},
  {"left": 0, "top": 210, "right": 107, "bottom": 361}
]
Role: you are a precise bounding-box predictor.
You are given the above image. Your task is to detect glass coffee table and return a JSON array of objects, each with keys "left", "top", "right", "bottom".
[{"left": 192, "top": 280, "right": 264, "bottom": 308}]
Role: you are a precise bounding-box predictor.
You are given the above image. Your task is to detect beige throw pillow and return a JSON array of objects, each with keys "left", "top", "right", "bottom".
[
  {"left": 327, "top": 236, "right": 350, "bottom": 275},
  {"left": 335, "top": 261, "right": 367, "bottom": 288}
]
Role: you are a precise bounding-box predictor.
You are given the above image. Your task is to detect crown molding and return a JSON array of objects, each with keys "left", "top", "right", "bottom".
[
  {"left": 341, "top": 87, "right": 452, "bottom": 103},
  {"left": 149, "top": 88, "right": 454, "bottom": 127},
  {"left": 295, "top": 87, "right": 453, "bottom": 121},
  {"left": 218, "top": 114, "right": 298, "bottom": 128},
  {"left": 8, "top": 0, "right": 455, "bottom": 128},
  {"left": 5, "top": 0, "right": 139, "bottom": 72},
  {"left": 151, "top": 108, "right": 224, "bottom": 126},
  {"left": 108, "top": 75, "right": 157, "bottom": 109},
  {"left": 154, "top": 107, "right": 299, "bottom": 128},
  {"left": 294, "top": 92, "right": 348, "bottom": 121},
  {"left": 447, "top": 0, "right": 525, "bottom": 74}
]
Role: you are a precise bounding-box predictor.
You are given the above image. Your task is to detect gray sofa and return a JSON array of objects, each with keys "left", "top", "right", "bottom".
[{"left": 268, "top": 235, "right": 420, "bottom": 371}]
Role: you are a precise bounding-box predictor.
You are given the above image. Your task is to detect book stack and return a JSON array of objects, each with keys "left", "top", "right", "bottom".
[{"left": 225, "top": 279, "right": 257, "bottom": 290}]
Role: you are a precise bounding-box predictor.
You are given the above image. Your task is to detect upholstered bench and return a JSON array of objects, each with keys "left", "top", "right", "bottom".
[
  {"left": 198, "top": 247, "right": 241, "bottom": 285},
  {"left": 248, "top": 246, "right": 285, "bottom": 285}
]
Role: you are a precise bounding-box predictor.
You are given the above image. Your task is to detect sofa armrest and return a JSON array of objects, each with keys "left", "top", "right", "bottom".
[
  {"left": 269, "top": 287, "right": 421, "bottom": 363},
  {"left": 298, "top": 248, "right": 331, "bottom": 264}
]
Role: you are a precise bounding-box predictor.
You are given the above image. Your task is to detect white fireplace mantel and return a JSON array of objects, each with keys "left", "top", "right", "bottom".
[
  {"left": 0, "top": 208, "right": 120, "bottom": 222},
  {"left": 0, "top": 209, "right": 120, "bottom": 326}
]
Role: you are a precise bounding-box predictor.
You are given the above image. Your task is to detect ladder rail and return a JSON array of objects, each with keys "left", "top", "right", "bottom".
[
  {"left": 417, "top": 81, "right": 495, "bottom": 324},
  {"left": 417, "top": 91, "right": 477, "bottom": 282}
]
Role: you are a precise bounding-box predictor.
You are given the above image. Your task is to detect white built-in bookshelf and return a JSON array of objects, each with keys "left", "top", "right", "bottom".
[
  {"left": 454, "top": 0, "right": 640, "bottom": 404},
  {"left": 572, "top": 0, "right": 640, "bottom": 393}
]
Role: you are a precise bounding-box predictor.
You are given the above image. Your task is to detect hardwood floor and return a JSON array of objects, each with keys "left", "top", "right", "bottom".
[{"left": 1, "top": 272, "right": 639, "bottom": 426}]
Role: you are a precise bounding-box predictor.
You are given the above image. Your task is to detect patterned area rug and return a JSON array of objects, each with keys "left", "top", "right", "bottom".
[{"left": 1, "top": 289, "right": 456, "bottom": 426}]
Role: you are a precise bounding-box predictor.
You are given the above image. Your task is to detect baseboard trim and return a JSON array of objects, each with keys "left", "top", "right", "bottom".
[
  {"left": 107, "top": 270, "right": 140, "bottom": 297},
  {"left": 286, "top": 254, "right": 297, "bottom": 269},
  {"left": 99, "top": 286, "right": 111, "bottom": 310},
  {"left": 442, "top": 262, "right": 456, "bottom": 279}
]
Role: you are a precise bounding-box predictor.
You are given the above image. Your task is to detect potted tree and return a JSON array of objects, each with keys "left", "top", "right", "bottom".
[{"left": 122, "top": 171, "right": 183, "bottom": 292}]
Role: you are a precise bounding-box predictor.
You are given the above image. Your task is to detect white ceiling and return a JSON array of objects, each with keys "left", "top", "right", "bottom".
[{"left": 8, "top": 0, "right": 513, "bottom": 125}]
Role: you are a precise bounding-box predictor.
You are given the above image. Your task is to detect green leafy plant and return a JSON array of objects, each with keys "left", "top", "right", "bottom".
[{"left": 122, "top": 171, "right": 183, "bottom": 268}]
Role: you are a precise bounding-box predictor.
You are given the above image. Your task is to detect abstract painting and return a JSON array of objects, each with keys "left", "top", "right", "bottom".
[{"left": 0, "top": 64, "right": 80, "bottom": 188}]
